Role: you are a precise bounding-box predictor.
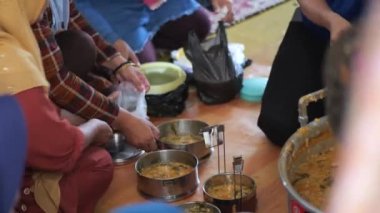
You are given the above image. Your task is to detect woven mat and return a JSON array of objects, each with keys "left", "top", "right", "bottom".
[{"left": 208, "top": 0, "right": 288, "bottom": 32}]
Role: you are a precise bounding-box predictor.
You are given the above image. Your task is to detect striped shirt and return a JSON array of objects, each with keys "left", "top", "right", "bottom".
[{"left": 32, "top": 1, "right": 120, "bottom": 124}]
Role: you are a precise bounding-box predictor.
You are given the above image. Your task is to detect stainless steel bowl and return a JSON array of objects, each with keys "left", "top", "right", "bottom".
[
  {"left": 203, "top": 173, "right": 257, "bottom": 213},
  {"left": 106, "top": 133, "right": 126, "bottom": 155},
  {"left": 178, "top": 201, "right": 221, "bottom": 213},
  {"left": 278, "top": 117, "right": 335, "bottom": 213},
  {"left": 157, "top": 119, "right": 211, "bottom": 160},
  {"left": 135, "top": 149, "right": 199, "bottom": 201},
  {"left": 105, "top": 133, "right": 144, "bottom": 165}
]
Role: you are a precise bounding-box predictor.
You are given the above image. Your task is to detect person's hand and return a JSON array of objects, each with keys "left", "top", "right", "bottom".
[
  {"left": 212, "top": 0, "right": 234, "bottom": 23},
  {"left": 91, "top": 119, "right": 113, "bottom": 146},
  {"left": 79, "top": 119, "right": 113, "bottom": 147},
  {"left": 60, "top": 109, "right": 86, "bottom": 126},
  {"left": 326, "top": 2, "right": 380, "bottom": 212},
  {"left": 107, "top": 90, "right": 121, "bottom": 101},
  {"left": 111, "top": 108, "right": 159, "bottom": 151},
  {"left": 115, "top": 64, "right": 150, "bottom": 92},
  {"left": 113, "top": 39, "right": 140, "bottom": 65},
  {"left": 328, "top": 12, "right": 351, "bottom": 42}
]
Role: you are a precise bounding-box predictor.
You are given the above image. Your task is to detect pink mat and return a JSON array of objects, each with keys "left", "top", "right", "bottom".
[{"left": 208, "top": 0, "right": 287, "bottom": 32}]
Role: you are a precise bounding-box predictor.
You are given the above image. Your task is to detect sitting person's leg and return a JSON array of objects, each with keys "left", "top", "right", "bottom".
[
  {"left": 136, "top": 41, "right": 157, "bottom": 63},
  {"left": 258, "top": 20, "right": 328, "bottom": 146},
  {"left": 59, "top": 146, "right": 113, "bottom": 213},
  {"left": 153, "top": 7, "right": 211, "bottom": 50},
  {"left": 137, "top": 7, "right": 210, "bottom": 63},
  {"left": 55, "top": 30, "right": 97, "bottom": 81},
  {"left": 55, "top": 30, "right": 116, "bottom": 96}
]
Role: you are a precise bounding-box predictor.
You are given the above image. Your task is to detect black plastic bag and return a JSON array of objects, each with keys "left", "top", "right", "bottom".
[
  {"left": 145, "top": 84, "right": 189, "bottom": 117},
  {"left": 186, "top": 21, "right": 242, "bottom": 104}
]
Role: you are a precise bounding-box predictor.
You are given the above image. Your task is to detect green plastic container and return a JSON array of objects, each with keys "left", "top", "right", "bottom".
[
  {"left": 141, "top": 62, "right": 186, "bottom": 95},
  {"left": 240, "top": 77, "right": 268, "bottom": 102}
]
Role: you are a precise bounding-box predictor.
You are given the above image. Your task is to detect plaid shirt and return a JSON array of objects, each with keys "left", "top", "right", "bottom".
[{"left": 32, "top": 1, "right": 120, "bottom": 124}]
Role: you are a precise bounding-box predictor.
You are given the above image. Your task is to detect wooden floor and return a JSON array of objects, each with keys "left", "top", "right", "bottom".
[
  {"left": 95, "top": 91, "right": 287, "bottom": 213},
  {"left": 95, "top": 1, "right": 298, "bottom": 212}
]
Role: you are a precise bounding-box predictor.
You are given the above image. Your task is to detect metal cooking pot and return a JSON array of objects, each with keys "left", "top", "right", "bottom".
[
  {"left": 135, "top": 149, "right": 199, "bottom": 201},
  {"left": 178, "top": 201, "right": 221, "bottom": 213},
  {"left": 203, "top": 173, "right": 257, "bottom": 213},
  {"left": 278, "top": 89, "right": 336, "bottom": 213},
  {"left": 157, "top": 119, "right": 211, "bottom": 160}
]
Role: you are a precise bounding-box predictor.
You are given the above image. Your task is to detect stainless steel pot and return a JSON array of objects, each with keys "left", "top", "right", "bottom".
[
  {"left": 157, "top": 119, "right": 211, "bottom": 160},
  {"left": 178, "top": 201, "right": 221, "bottom": 213},
  {"left": 279, "top": 89, "right": 336, "bottom": 213},
  {"left": 203, "top": 173, "right": 257, "bottom": 213},
  {"left": 135, "top": 149, "right": 199, "bottom": 201}
]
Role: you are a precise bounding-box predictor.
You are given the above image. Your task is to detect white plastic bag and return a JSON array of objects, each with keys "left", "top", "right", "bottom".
[{"left": 116, "top": 81, "right": 148, "bottom": 120}]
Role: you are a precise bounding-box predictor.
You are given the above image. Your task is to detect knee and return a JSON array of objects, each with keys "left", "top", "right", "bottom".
[
  {"left": 192, "top": 8, "right": 211, "bottom": 40},
  {"left": 55, "top": 30, "right": 97, "bottom": 80},
  {"left": 81, "top": 147, "right": 114, "bottom": 182}
]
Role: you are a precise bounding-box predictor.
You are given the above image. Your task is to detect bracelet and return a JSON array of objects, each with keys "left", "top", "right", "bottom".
[{"left": 112, "top": 61, "right": 134, "bottom": 75}]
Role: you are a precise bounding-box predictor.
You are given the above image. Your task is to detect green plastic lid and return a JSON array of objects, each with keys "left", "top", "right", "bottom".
[
  {"left": 240, "top": 77, "right": 268, "bottom": 102},
  {"left": 140, "top": 62, "right": 186, "bottom": 95}
]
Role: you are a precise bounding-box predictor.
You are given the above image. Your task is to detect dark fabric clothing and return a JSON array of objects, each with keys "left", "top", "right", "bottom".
[
  {"left": 258, "top": 21, "right": 328, "bottom": 146},
  {"left": 258, "top": 2, "right": 367, "bottom": 146},
  {"left": 55, "top": 30, "right": 116, "bottom": 96},
  {"left": 55, "top": 30, "right": 97, "bottom": 81},
  {"left": 32, "top": 1, "right": 120, "bottom": 124},
  {"left": 0, "top": 96, "right": 27, "bottom": 213},
  {"left": 153, "top": 7, "right": 210, "bottom": 50},
  {"left": 137, "top": 7, "right": 211, "bottom": 63}
]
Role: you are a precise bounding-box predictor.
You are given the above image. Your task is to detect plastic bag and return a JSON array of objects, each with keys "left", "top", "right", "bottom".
[
  {"left": 186, "top": 21, "right": 243, "bottom": 104},
  {"left": 116, "top": 81, "right": 148, "bottom": 120},
  {"left": 145, "top": 83, "right": 188, "bottom": 117}
]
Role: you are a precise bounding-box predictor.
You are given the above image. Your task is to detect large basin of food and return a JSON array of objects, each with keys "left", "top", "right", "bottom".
[{"left": 279, "top": 117, "right": 338, "bottom": 213}]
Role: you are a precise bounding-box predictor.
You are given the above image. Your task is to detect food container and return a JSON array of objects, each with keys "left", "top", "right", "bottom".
[
  {"left": 278, "top": 116, "right": 335, "bottom": 213},
  {"left": 141, "top": 62, "right": 188, "bottom": 117},
  {"left": 203, "top": 173, "right": 257, "bottom": 213},
  {"left": 279, "top": 89, "right": 336, "bottom": 213},
  {"left": 135, "top": 150, "right": 199, "bottom": 201},
  {"left": 140, "top": 62, "right": 186, "bottom": 95},
  {"left": 178, "top": 201, "right": 221, "bottom": 213},
  {"left": 105, "top": 132, "right": 144, "bottom": 165},
  {"left": 157, "top": 119, "right": 211, "bottom": 160}
]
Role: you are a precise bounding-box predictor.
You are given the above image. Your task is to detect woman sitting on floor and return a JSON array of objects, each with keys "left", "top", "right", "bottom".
[
  {"left": 75, "top": 0, "right": 233, "bottom": 63},
  {"left": 0, "top": 0, "right": 114, "bottom": 212}
]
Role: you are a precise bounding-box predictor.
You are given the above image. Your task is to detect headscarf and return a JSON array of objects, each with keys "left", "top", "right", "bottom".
[
  {"left": 0, "top": 0, "right": 49, "bottom": 95},
  {"left": 0, "top": 1, "right": 62, "bottom": 212},
  {"left": 49, "top": 0, "right": 70, "bottom": 33}
]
